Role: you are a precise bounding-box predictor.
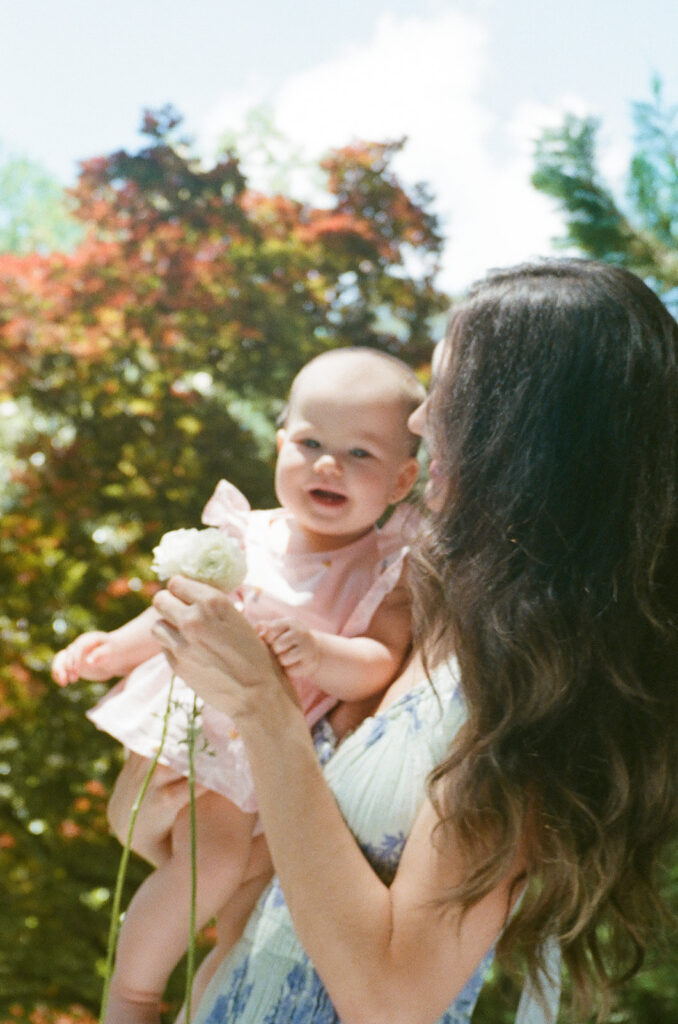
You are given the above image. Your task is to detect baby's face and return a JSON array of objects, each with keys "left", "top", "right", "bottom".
[{"left": 275, "top": 383, "right": 419, "bottom": 552}]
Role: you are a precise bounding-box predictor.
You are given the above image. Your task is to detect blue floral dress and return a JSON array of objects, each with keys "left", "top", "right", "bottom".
[{"left": 192, "top": 661, "right": 502, "bottom": 1024}]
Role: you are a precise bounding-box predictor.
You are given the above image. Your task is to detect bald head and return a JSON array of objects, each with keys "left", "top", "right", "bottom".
[{"left": 286, "top": 348, "right": 425, "bottom": 455}]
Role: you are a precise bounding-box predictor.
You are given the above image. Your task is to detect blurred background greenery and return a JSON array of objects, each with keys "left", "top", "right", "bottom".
[{"left": 1, "top": 84, "right": 677, "bottom": 1022}]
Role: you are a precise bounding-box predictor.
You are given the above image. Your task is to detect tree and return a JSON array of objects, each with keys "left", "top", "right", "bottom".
[
  {"left": 531, "top": 77, "right": 678, "bottom": 301},
  {"left": 0, "top": 106, "right": 446, "bottom": 1019},
  {"left": 217, "top": 103, "right": 316, "bottom": 197},
  {"left": 0, "top": 150, "right": 83, "bottom": 254}
]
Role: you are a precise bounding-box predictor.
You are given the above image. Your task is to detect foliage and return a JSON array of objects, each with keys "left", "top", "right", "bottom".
[
  {"left": 0, "top": 106, "right": 445, "bottom": 1018},
  {"left": 0, "top": 151, "right": 83, "bottom": 254},
  {"left": 216, "top": 103, "right": 316, "bottom": 197},
  {"left": 532, "top": 76, "right": 678, "bottom": 301}
]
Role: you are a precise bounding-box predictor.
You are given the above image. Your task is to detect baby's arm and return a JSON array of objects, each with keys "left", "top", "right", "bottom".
[
  {"left": 51, "top": 606, "right": 162, "bottom": 686},
  {"left": 258, "top": 574, "right": 412, "bottom": 701}
]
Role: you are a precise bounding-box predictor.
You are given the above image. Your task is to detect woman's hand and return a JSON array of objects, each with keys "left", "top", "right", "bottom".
[{"left": 151, "top": 575, "right": 298, "bottom": 724}]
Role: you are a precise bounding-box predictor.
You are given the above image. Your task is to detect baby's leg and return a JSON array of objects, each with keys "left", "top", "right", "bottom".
[
  {"left": 104, "top": 790, "right": 257, "bottom": 1024},
  {"left": 107, "top": 754, "right": 205, "bottom": 867}
]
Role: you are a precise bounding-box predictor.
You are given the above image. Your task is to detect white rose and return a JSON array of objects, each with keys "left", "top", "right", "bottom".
[{"left": 151, "top": 527, "right": 247, "bottom": 592}]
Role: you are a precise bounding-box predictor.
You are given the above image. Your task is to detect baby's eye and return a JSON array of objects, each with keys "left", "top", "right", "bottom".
[
  {"left": 349, "top": 448, "right": 372, "bottom": 459},
  {"left": 299, "top": 438, "right": 321, "bottom": 449}
]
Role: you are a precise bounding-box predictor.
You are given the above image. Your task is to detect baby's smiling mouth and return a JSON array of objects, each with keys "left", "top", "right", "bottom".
[{"left": 309, "top": 488, "right": 347, "bottom": 506}]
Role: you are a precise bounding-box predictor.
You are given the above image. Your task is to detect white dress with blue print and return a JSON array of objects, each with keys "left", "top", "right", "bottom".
[{"left": 192, "top": 661, "right": 560, "bottom": 1024}]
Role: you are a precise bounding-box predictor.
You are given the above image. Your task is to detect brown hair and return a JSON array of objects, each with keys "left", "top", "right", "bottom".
[{"left": 413, "top": 260, "right": 678, "bottom": 1016}]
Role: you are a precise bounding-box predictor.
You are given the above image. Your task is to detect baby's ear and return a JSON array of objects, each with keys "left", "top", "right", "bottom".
[
  {"left": 391, "top": 457, "right": 420, "bottom": 503},
  {"left": 275, "top": 429, "right": 287, "bottom": 453}
]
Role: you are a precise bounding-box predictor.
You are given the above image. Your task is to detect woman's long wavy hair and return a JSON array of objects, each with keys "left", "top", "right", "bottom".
[{"left": 413, "top": 260, "right": 678, "bottom": 1017}]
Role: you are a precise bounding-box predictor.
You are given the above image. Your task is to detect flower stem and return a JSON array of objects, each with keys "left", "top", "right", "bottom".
[
  {"left": 184, "top": 695, "right": 199, "bottom": 1022},
  {"left": 99, "top": 674, "right": 176, "bottom": 1023}
]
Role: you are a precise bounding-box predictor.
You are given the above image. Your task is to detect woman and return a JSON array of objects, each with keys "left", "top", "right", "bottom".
[{"left": 152, "top": 259, "right": 678, "bottom": 1023}]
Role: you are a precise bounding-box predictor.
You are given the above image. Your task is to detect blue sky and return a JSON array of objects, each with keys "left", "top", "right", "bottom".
[{"left": 1, "top": 0, "right": 676, "bottom": 290}]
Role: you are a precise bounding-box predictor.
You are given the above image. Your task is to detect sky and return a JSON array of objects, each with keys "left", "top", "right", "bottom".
[{"left": 1, "top": 0, "right": 676, "bottom": 292}]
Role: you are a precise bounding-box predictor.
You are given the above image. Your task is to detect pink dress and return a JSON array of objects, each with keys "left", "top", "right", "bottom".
[{"left": 87, "top": 480, "right": 420, "bottom": 812}]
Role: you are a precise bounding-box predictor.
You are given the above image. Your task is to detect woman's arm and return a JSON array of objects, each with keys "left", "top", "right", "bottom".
[
  {"left": 152, "top": 576, "right": 519, "bottom": 1024},
  {"left": 229, "top": 709, "right": 515, "bottom": 1024}
]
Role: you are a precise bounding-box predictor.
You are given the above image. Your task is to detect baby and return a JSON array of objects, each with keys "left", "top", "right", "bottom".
[{"left": 52, "top": 347, "right": 424, "bottom": 1024}]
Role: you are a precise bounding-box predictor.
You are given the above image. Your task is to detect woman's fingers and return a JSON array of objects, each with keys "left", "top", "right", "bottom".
[
  {"left": 153, "top": 576, "right": 274, "bottom": 681},
  {"left": 150, "top": 613, "right": 181, "bottom": 645},
  {"left": 150, "top": 575, "right": 303, "bottom": 723},
  {"left": 153, "top": 576, "right": 237, "bottom": 641},
  {"left": 151, "top": 581, "right": 186, "bottom": 624},
  {"left": 151, "top": 578, "right": 203, "bottom": 657},
  {"left": 156, "top": 574, "right": 221, "bottom": 612}
]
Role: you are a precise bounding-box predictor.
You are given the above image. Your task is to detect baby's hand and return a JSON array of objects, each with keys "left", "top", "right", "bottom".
[
  {"left": 257, "top": 618, "right": 321, "bottom": 684},
  {"left": 51, "top": 631, "right": 118, "bottom": 685}
]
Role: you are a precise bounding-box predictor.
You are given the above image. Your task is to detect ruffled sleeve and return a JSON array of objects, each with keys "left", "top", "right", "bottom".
[
  {"left": 201, "top": 479, "right": 252, "bottom": 543},
  {"left": 341, "top": 503, "right": 424, "bottom": 638}
]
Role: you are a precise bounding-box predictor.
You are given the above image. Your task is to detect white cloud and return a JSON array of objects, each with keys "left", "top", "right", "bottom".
[{"left": 199, "top": 10, "right": 581, "bottom": 293}]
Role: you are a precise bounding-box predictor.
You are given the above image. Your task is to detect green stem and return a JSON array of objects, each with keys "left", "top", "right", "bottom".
[
  {"left": 184, "top": 695, "right": 199, "bottom": 1022},
  {"left": 99, "top": 674, "right": 177, "bottom": 1023}
]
